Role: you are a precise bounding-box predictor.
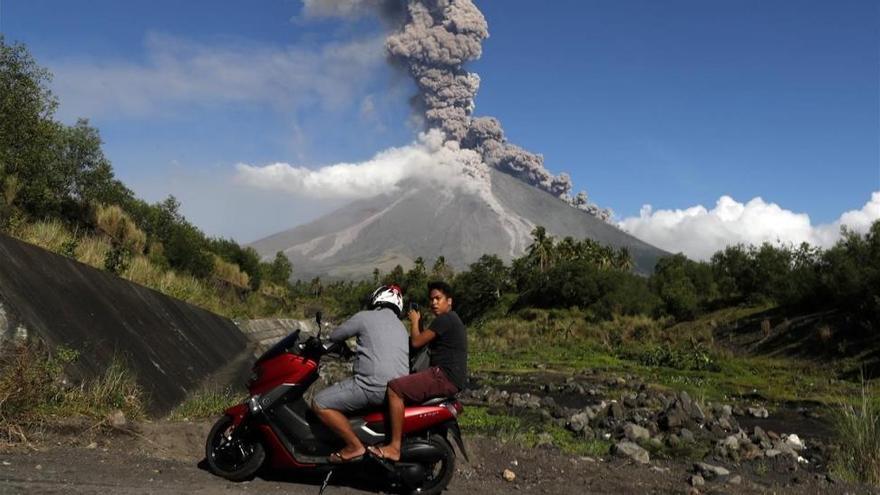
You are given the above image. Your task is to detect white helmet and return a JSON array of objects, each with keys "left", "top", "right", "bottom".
[{"left": 369, "top": 285, "right": 403, "bottom": 316}]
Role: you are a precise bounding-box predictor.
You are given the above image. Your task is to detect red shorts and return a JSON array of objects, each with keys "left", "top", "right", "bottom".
[{"left": 388, "top": 367, "right": 459, "bottom": 404}]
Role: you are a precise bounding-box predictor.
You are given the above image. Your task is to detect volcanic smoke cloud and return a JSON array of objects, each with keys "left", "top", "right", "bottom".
[{"left": 306, "top": 0, "right": 609, "bottom": 219}]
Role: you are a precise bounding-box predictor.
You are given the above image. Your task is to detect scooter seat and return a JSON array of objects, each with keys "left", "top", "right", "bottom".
[{"left": 419, "top": 396, "right": 455, "bottom": 406}]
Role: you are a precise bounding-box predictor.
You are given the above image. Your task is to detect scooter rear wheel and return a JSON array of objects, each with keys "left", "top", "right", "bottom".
[
  {"left": 205, "top": 414, "right": 266, "bottom": 481},
  {"left": 406, "top": 434, "right": 455, "bottom": 495}
]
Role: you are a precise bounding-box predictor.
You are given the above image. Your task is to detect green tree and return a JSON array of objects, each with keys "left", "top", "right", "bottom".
[
  {"left": 453, "top": 254, "right": 511, "bottom": 323},
  {"left": 650, "top": 254, "right": 701, "bottom": 320},
  {"left": 0, "top": 36, "right": 57, "bottom": 199},
  {"left": 262, "top": 251, "right": 293, "bottom": 285}
]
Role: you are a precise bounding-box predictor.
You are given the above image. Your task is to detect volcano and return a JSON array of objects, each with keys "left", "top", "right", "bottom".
[{"left": 250, "top": 169, "right": 667, "bottom": 280}]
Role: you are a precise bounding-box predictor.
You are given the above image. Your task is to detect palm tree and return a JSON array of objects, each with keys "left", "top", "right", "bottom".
[
  {"left": 526, "top": 226, "right": 556, "bottom": 272},
  {"left": 431, "top": 256, "right": 454, "bottom": 281},
  {"left": 614, "top": 247, "right": 634, "bottom": 272}
]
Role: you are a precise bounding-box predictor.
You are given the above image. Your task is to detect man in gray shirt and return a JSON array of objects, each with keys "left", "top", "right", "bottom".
[{"left": 311, "top": 285, "right": 409, "bottom": 463}]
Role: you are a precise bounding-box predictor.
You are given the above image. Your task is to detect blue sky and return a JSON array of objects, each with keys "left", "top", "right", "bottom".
[{"left": 2, "top": 0, "right": 878, "bottom": 253}]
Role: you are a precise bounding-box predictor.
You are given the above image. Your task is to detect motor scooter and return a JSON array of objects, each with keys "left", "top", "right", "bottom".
[{"left": 205, "top": 312, "right": 467, "bottom": 495}]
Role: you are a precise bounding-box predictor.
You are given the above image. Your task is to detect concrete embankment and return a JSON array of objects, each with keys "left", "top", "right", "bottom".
[{"left": 0, "top": 233, "right": 252, "bottom": 416}]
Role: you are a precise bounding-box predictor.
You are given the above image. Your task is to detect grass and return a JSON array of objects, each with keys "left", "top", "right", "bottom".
[
  {"left": 469, "top": 307, "right": 870, "bottom": 407},
  {"left": 831, "top": 382, "right": 880, "bottom": 485},
  {"left": 460, "top": 406, "right": 611, "bottom": 457},
  {"left": 168, "top": 387, "right": 244, "bottom": 420},
  {"left": 0, "top": 342, "right": 144, "bottom": 436}
]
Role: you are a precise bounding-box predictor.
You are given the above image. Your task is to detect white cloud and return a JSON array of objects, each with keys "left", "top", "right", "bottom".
[
  {"left": 300, "top": 0, "right": 383, "bottom": 19},
  {"left": 618, "top": 192, "right": 880, "bottom": 260},
  {"left": 49, "top": 32, "right": 386, "bottom": 120},
  {"left": 234, "top": 129, "right": 484, "bottom": 199}
]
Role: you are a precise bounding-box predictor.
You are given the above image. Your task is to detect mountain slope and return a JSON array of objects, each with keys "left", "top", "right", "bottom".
[{"left": 250, "top": 170, "right": 667, "bottom": 279}]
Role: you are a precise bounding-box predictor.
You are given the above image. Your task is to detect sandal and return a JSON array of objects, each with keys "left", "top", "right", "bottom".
[
  {"left": 367, "top": 445, "right": 400, "bottom": 462},
  {"left": 328, "top": 451, "right": 364, "bottom": 464}
]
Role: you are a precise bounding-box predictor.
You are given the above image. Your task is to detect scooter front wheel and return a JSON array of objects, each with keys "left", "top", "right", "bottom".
[{"left": 205, "top": 414, "right": 266, "bottom": 481}]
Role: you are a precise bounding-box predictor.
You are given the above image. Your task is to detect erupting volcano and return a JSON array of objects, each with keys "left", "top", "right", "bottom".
[{"left": 250, "top": 0, "right": 667, "bottom": 278}]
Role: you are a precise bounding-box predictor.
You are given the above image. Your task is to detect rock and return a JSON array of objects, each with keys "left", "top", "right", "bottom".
[
  {"left": 690, "top": 474, "right": 705, "bottom": 487},
  {"left": 568, "top": 412, "right": 592, "bottom": 433},
  {"left": 660, "top": 406, "right": 688, "bottom": 430},
  {"left": 680, "top": 428, "right": 695, "bottom": 443},
  {"left": 721, "top": 405, "right": 733, "bottom": 418},
  {"left": 772, "top": 440, "right": 799, "bottom": 458},
  {"left": 752, "top": 426, "right": 770, "bottom": 446},
  {"left": 623, "top": 423, "right": 651, "bottom": 442},
  {"left": 86, "top": 442, "right": 98, "bottom": 449},
  {"left": 612, "top": 441, "right": 650, "bottom": 464},
  {"left": 748, "top": 406, "right": 769, "bottom": 418},
  {"left": 721, "top": 435, "right": 740, "bottom": 451},
  {"left": 783, "top": 434, "right": 805, "bottom": 451},
  {"left": 502, "top": 469, "right": 516, "bottom": 482},
  {"left": 108, "top": 410, "right": 126, "bottom": 428},
  {"left": 695, "top": 462, "right": 730, "bottom": 478},
  {"left": 608, "top": 402, "right": 625, "bottom": 420},
  {"left": 765, "top": 449, "right": 782, "bottom": 458},
  {"left": 728, "top": 474, "right": 742, "bottom": 485},
  {"left": 741, "top": 442, "right": 763, "bottom": 460}
]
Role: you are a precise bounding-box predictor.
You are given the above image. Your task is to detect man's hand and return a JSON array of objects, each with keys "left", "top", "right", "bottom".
[{"left": 408, "top": 309, "right": 421, "bottom": 324}]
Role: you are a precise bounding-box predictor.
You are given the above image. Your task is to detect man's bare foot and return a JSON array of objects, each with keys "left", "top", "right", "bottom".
[{"left": 367, "top": 445, "right": 400, "bottom": 462}]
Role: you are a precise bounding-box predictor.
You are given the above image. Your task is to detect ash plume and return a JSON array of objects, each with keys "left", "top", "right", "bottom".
[{"left": 305, "top": 0, "right": 609, "bottom": 219}]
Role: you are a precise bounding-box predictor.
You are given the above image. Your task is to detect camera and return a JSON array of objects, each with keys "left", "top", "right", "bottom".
[{"left": 408, "top": 302, "right": 420, "bottom": 312}]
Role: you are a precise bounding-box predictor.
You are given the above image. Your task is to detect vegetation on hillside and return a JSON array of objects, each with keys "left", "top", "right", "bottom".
[{"left": 0, "top": 36, "right": 293, "bottom": 319}]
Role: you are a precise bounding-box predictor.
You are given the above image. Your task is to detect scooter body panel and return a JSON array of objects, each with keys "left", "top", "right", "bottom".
[{"left": 249, "top": 354, "right": 317, "bottom": 396}]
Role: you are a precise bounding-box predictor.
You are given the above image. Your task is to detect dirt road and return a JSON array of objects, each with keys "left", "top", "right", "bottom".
[{"left": 0, "top": 421, "right": 872, "bottom": 495}]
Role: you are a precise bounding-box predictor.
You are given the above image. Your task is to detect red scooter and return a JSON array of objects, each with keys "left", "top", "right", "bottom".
[{"left": 205, "top": 313, "right": 467, "bottom": 495}]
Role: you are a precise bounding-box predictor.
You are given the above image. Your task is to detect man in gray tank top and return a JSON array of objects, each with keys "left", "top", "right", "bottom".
[{"left": 311, "top": 285, "right": 409, "bottom": 463}]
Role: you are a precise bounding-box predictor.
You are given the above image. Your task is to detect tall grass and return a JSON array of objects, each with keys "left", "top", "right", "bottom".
[
  {"left": 0, "top": 343, "right": 143, "bottom": 430},
  {"left": 75, "top": 236, "right": 111, "bottom": 268},
  {"left": 16, "top": 220, "right": 74, "bottom": 254},
  {"left": 832, "top": 382, "right": 880, "bottom": 485},
  {"left": 168, "top": 387, "right": 244, "bottom": 420}
]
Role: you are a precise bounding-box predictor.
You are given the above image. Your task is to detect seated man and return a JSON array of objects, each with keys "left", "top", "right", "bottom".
[
  {"left": 368, "top": 281, "right": 467, "bottom": 462},
  {"left": 311, "top": 285, "right": 409, "bottom": 463}
]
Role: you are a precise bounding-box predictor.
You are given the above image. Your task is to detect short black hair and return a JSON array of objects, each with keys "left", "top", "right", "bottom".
[{"left": 427, "top": 280, "right": 453, "bottom": 299}]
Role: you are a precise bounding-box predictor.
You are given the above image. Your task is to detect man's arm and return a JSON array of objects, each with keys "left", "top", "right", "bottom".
[
  {"left": 408, "top": 309, "right": 436, "bottom": 349},
  {"left": 328, "top": 314, "right": 362, "bottom": 343}
]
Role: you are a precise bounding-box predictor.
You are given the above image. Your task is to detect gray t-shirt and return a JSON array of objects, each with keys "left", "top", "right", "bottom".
[{"left": 329, "top": 308, "right": 409, "bottom": 392}]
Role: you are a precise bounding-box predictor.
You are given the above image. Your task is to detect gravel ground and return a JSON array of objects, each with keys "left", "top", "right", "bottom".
[{"left": 0, "top": 420, "right": 875, "bottom": 495}]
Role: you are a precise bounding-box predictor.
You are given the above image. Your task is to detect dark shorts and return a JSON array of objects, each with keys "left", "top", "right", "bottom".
[{"left": 388, "top": 367, "right": 459, "bottom": 404}]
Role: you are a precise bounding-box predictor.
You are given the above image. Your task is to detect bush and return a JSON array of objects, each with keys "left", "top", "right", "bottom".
[{"left": 622, "top": 343, "right": 720, "bottom": 372}]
